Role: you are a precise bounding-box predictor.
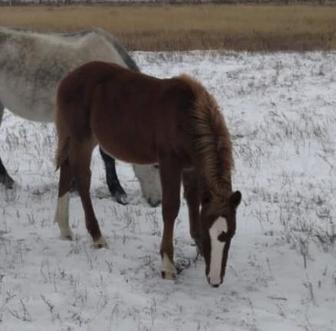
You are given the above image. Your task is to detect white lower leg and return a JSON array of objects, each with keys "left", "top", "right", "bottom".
[
  {"left": 54, "top": 193, "right": 72, "bottom": 240},
  {"left": 161, "top": 253, "right": 176, "bottom": 280}
]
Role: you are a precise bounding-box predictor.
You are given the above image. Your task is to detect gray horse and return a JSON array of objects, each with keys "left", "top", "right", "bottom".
[{"left": 0, "top": 27, "right": 161, "bottom": 206}]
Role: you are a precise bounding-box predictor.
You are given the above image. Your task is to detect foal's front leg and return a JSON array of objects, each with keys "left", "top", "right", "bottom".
[{"left": 159, "top": 156, "right": 182, "bottom": 280}]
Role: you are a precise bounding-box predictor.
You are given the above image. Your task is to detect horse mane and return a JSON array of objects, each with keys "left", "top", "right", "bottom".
[{"left": 179, "top": 74, "right": 233, "bottom": 198}]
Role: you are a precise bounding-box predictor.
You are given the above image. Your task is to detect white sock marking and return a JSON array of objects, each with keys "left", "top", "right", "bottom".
[
  {"left": 208, "top": 217, "right": 228, "bottom": 285},
  {"left": 54, "top": 193, "right": 72, "bottom": 239},
  {"left": 161, "top": 253, "right": 176, "bottom": 279}
]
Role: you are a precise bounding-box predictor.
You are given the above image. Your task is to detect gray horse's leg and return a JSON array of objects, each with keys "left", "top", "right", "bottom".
[
  {"left": 133, "top": 164, "right": 162, "bottom": 207},
  {"left": 99, "top": 148, "right": 128, "bottom": 205},
  {"left": 0, "top": 102, "right": 14, "bottom": 189}
]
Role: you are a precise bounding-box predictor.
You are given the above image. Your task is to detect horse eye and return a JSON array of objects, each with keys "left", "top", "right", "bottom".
[{"left": 217, "top": 232, "right": 227, "bottom": 242}]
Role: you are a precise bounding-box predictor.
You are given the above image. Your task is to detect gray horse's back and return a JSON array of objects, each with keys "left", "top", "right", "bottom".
[
  {"left": 0, "top": 27, "right": 139, "bottom": 122},
  {"left": 0, "top": 27, "right": 138, "bottom": 72},
  {"left": 55, "top": 28, "right": 139, "bottom": 72}
]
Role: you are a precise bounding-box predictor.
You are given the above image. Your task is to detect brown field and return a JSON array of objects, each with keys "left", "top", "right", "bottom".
[{"left": 0, "top": 4, "right": 336, "bottom": 51}]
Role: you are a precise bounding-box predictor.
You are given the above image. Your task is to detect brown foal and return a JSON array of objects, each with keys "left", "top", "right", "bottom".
[{"left": 54, "top": 62, "right": 241, "bottom": 287}]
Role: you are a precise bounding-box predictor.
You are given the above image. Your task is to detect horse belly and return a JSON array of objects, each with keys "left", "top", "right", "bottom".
[
  {"left": 99, "top": 142, "right": 157, "bottom": 164},
  {"left": 97, "top": 133, "right": 157, "bottom": 165},
  {"left": 0, "top": 77, "right": 54, "bottom": 122}
]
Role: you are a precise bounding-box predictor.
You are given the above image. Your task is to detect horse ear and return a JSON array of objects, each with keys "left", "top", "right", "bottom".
[{"left": 230, "top": 191, "right": 242, "bottom": 208}]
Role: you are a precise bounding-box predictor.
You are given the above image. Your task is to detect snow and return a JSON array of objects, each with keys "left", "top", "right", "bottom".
[{"left": 1, "top": 51, "right": 335, "bottom": 330}]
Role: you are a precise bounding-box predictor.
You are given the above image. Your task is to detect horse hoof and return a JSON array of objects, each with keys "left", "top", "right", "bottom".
[
  {"left": 93, "top": 236, "right": 108, "bottom": 249},
  {"left": 59, "top": 229, "right": 73, "bottom": 241},
  {"left": 114, "top": 192, "right": 128, "bottom": 205},
  {"left": 161, "top": 271, "right": 176, "bottom": 280}
]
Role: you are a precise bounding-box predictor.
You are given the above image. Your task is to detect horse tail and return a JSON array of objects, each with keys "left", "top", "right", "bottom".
[
  {"left": 55, "top": 135, "right": 70, "bottom": 171},
  {"left": 54, "top": 94, "right": 71, "bottom": 171}
]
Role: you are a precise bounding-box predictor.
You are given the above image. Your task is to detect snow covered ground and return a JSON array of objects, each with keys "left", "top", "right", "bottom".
[{"left": 0, "top": 51, "right": 335, "bottom": 330}]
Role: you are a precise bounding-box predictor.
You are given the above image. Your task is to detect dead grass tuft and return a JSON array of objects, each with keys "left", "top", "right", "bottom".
[{"left": 0, "top": 4, "right": 336, "bottom": 51}]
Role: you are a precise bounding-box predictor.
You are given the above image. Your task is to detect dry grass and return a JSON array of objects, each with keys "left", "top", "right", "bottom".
[{"left": 0, "top": 4, "right": 336, "bottom": 51}]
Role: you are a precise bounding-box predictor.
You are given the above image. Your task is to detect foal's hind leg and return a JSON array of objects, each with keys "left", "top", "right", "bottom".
[
  {"left": 159, "top": 156, "right": 182, "bottom": 280},
  {"left": 99, "top": 148, "right": 128, "bottom": 205},
  {"left": 54, "top": 159, "right": 73, "bottom": 240},
  {"left": 0, "top": 102, "right": 14, "bottom": 189},
  {"left": 73, "top": 143, "right": 107, "bottom": 248}
]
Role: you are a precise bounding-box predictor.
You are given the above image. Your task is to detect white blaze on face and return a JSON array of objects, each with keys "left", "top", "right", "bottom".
[{"left": 208, "top": 217, "right": 228, "bottom": 286}]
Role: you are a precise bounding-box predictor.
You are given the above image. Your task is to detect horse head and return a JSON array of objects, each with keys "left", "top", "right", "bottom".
[{"left": 200, "top": 190, "right": 242, "bottom": 287}]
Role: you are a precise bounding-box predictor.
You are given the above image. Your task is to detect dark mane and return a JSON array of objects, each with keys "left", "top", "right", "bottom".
[{"left": 179, "top": 74, "right": 233, "bottom": 197}]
